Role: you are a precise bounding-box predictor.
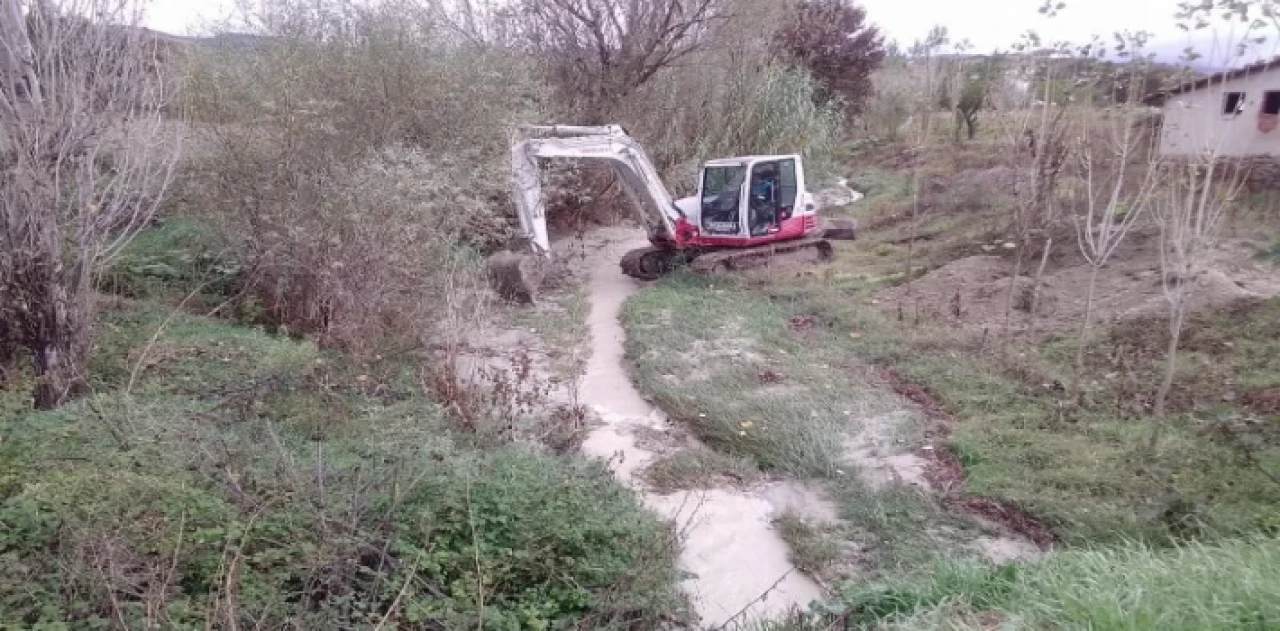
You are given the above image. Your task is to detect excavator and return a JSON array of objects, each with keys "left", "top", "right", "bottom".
[{"left": 503, "top": 124, "right": 855, "bottom": 284}]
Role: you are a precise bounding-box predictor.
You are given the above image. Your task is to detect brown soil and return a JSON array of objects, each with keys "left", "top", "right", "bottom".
[
  {"left": 876, "top": 234, "right": 1280, "bottom": 339},
  {"left": 1242, "top": 387, "right": 1280, "bottom": 415},
  {"left": 876, "top": 365, "right": 1058, "bottom": 550}
]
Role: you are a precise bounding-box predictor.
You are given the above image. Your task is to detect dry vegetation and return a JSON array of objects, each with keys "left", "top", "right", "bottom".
[
  {"left": 3, "top": 0, "right": 1280, "bottom": 627},
  {"left": 0, "top": 0, "right": 885, "bottom": 627},
  {"left": 621, "top": 5, "right": 1280, "bottom": 630}
]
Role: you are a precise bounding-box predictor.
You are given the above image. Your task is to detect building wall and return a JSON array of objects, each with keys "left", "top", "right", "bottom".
[{"left": 1160, "top": 69, "right": 1280, "bottom": 157}]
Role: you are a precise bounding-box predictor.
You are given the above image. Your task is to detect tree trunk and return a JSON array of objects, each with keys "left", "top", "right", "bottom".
[
  {"left": 1000, "top": 241, "right": 1026, "bottom": 345},
  {"left": 965, "top": 113, "right": 977, "bottom": 140},
  {"left": 1073, "top": 263, "right": 1101, "bottom": 389},
  {"left": 1151, "top": 296, "right": 1187, "bottom": 450},
  {"left": 1027, "top": 236, "right": 1054, "bottom": 337},
  {"left": 30, "top": 268, "right": 85, "bottom": 410}
]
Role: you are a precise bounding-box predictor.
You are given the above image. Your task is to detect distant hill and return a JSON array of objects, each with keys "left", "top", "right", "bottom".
[{"left": 143, "top": 29, "right": 275, "bottom": 51}]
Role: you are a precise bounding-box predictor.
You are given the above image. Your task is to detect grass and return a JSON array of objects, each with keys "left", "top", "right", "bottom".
[
  {"left": 502, "top": 269, "right": 593, "bottom": 382},
  {"left": 99, "top": 218, "right": 238, "bottom": 303},
  {"left": 643, "top": 448, "right": 760, "bottom": 493},
  {"left": 775, "top": 513, "right": 845, "bottom": 579},
  {"left": 620, "top": 143, "right": 1280, "bottom": 627},
  {"left": 0, "top": 295, "right": 683, "bottom": 628},
  {"left": 835, "top": 537, "right": 1280, "bottom": 630},
  {"left": 621, "top": 272, "right": 902, "bottom": 477}
]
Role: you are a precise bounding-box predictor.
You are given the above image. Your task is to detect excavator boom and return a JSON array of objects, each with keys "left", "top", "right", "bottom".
[{"left": 510, "top": 125, "right": 681, "bottom": 255}]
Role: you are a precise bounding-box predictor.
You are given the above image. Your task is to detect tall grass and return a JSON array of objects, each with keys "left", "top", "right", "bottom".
[{"left": 841, "top": 537, "right": 1280, "bottom": 630}]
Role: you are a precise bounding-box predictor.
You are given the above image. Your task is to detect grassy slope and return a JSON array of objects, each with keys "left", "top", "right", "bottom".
[
  {"left": 622, "top": 275, "right": 1003, "bottom": 580},
  {"left": 0, "top": 224, "right": 682, "bottom": 629},
  {"left": 621, "top": 147, "right": 1280, "bottom": 628}
]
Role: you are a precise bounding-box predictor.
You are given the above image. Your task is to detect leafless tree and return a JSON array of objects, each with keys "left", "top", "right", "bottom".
[
  {"left": 0, "top": 0, "right": 178, "bottom": 408},
  {"left": 1150, "top": 159, "right": 1244, "bottom": 444},
  {"left": 515, "top": 0, "right": 723, "bottom": 120},
  {"left": 1070, "top": 41, "right": 1161, "bottom": 386}
]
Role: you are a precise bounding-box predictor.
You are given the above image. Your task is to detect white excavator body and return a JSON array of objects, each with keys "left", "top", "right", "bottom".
[{"left": 504, "top": 124, "right": 854, "bottom": 283}]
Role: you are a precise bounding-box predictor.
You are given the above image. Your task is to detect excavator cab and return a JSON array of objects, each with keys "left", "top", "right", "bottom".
[{"left": 695, "top": 156, "right": 808, "bottom": 241}]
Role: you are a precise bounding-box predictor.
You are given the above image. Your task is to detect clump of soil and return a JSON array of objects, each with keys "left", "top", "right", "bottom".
[{"left": 876, "top": 236, "right": 1280, "bottom": 339}]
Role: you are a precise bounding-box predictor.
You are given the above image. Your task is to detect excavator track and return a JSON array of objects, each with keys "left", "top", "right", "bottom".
[
  {"left": 688, "top": 238, "right": 834, "bottom": 275},
  {"left": 621, "top": 238, "right": 837, "bottom": 280},
  {"left": 620, "top": 246, "right": 683, "bottom": 281}
]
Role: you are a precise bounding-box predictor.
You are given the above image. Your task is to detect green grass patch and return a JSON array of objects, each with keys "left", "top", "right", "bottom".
[
  {"left": 833, "top": 537, "right": 1280, "bottom": 630},
  {"left": 642, "top": 448, "right": 760, "bottom": 493},
  {"left": 100, "top": 218, "right": 238, "bottom": 301},
  {"left": 621, "top": 273, "right": 902, "bottom": 477},
  {"left": 775, "top": 513, "right": 844, "bottom": 578},
  {"left": 0, "top": 300, "right": 683, "bottom": 629}
]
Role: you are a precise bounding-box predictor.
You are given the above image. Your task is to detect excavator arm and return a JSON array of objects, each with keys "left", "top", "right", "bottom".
[{"left": 510, "top": 125, "right": 682, "bottom": 255}]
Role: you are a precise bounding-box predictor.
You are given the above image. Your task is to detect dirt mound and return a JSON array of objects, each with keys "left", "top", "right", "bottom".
[{"left": 877, "top": 238, "right": 1280, "bottom": 338}]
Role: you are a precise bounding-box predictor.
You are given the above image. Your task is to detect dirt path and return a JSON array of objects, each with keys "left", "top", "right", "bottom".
[{"left": 575, "top": 227, "right": 824, "bottom": 628}]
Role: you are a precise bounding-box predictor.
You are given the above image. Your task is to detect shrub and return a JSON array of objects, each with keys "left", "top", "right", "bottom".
[
  {"left": 181, "top": 1, "right": 542, "bottom": 353},
  {"left": 0, "top": 306, "right": 683, "bottom": 629},
  {"left": 772, "top": 0, "right": 886, "bottom": 117}
]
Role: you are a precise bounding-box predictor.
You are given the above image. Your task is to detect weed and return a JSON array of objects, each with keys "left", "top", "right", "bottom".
[
  {"left": 0, "top": 301, "right": 682, "bottom": 628},
  {"left": 835, "top": 537, "right": 1280, "bottom": 630},
  {"left": 643, "top": 449, "right": 760, "bottom": 493},
  {"left": 774, "top": 513, "right": 844, "bottom": 578}
]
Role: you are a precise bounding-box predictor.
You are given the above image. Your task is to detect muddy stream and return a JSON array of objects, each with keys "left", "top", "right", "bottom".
[
  {"left": 496, "top": 214, "right": 1040, "bottom": 627},
  {"left": 574, "top": 229, "right": 824, "bottom": 627}
]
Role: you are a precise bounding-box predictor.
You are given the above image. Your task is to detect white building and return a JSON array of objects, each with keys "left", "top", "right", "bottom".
[{"left": 1152, "top": 59, "right": 1280, "bottom": 157}]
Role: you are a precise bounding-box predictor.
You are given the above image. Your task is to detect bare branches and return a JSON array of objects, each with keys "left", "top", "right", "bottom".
[
  {"left": 1070, "top": 51, "right": 1162, "bottom": 383},
  {"left": 515, "top": 0, "right": 723, "bottom": 118},
  {"left": 1, "top": 0, "right": 180, "bottom": 408},
  {"left": 1151, "top": 156, "right": 1246, "bottom": 432}
]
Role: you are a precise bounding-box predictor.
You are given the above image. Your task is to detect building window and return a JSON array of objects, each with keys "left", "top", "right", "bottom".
[
  {"left": 1223, "top": 91, "right": 1246, "bottom": 115},
  {"left": 1264, "top": 91, "right": 1280, "bottom": 115}
]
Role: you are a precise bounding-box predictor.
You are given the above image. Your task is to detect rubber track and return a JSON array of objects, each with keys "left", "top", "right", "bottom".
[
  {"left": 619, "top": 246, "right": 673, "bottom": 281},
  {"left": 688, "top": 238, "right": 833, "bottom": 274}
]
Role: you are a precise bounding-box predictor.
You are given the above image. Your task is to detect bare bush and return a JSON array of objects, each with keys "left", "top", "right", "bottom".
[
  {"left": 514, "top": 0, "right": 722, "bottom": 120},
  {"left": 1, "top": 0, "right": 179, "bottom": 408},
  {"left": 1070, "top": 40, "right": 1162, "bottom": 384},
  {"left": 1152, "top": 160, "right": 1245, "bottom": 440},
  {"left": 183, "top": 0, "right": 540, "bottom": 353}
]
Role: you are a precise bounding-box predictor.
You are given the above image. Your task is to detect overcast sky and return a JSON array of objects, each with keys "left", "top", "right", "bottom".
[{"left": 145, "top": 0, "right": 1268, "bottom": 65}]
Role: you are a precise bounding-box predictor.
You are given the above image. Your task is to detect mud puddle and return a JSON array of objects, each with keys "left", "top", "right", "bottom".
[{"left": 576, "top": 227, "right": 823, "bottom": 628}]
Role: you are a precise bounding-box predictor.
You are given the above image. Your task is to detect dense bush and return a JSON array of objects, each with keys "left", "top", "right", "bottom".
[
  {"left": 0, "top": 305, "right": 682, "bottom": 629},
  {"left": 180, "top": 2, "right": 542, "bottom": 352},
  {"left": 772, "top": 0, "right": 885, "bottom": 116}
]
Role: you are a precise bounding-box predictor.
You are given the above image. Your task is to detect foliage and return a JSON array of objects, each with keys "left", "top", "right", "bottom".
[
  {"left": 937, "top": 61, "right": 999, "bottom": 141},
  {"left": 182, "top": 1, "right": 542, "bottom": 353},
  {"left": 0, "top": 301, "right": 682, "bottom": 629},
  {"left": 772, "top": 0, "right": 886, "bottom": 116},
  {"left": 829, "top": 538, "right": 1280, "bottom": 630},
  {"left": 632, "top": 63, "right": 845, "bottom": 187}
]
